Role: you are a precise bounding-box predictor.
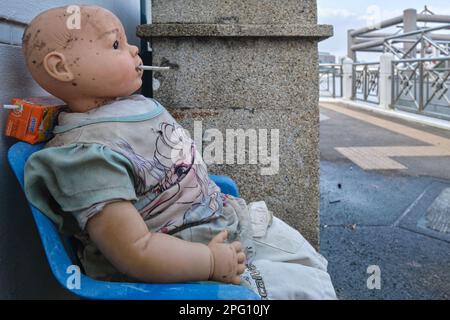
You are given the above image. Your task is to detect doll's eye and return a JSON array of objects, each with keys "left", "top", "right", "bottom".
[{"left": 113, "top": 40, "right": 119, "bottom": 49}]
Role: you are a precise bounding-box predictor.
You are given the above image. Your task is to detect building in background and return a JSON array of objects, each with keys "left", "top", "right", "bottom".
[{"left": 319, "top": 51, "right": 336, "bottom": 64}]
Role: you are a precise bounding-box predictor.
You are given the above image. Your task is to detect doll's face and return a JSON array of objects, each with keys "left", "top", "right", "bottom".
[
  {"left": 63, "top": 8, "right": 143, "bottom": 98},
  {"left": 23, "top": 6, "right": 143, "bottom": 108}
]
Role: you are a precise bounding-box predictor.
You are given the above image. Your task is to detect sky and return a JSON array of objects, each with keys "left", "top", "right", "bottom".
[{"left": 318, "top": 0, "right": 450, "bottom": 61}]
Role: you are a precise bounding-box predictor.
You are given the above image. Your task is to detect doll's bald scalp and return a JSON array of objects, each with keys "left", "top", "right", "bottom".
[
  {"left": 22, "top": 5, "right": 121, "bottom": 100},
  {"left": 22, "top": 5, "right": 112, "bottom": 71}
]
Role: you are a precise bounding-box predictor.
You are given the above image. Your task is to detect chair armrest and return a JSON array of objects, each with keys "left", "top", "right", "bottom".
[{"left": 209, "top": 175, "right": 240, "bottom": 197}]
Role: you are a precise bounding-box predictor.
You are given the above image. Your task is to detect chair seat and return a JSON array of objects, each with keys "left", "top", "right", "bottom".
[{"left": 7, "top": 141, "right": 258, "bottom": 300}]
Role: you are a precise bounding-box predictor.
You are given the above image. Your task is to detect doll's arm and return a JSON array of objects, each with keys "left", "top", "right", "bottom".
[{"left": 86, "top": 201, "right": 246, "bottom": 283}]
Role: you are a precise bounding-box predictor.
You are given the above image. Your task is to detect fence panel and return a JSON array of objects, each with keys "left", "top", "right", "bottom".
[{"left": 392, "top": 57, "right": 450, "bottom": 120}]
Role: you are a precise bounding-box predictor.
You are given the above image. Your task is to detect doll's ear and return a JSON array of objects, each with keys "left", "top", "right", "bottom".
[{"left": 43, "top": 51, "right": 74, "bottom": 82}]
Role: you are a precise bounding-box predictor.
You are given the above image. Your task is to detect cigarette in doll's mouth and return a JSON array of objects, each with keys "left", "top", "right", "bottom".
[{"left": 136, "top": 65, "right": 171, "bottom": 71}]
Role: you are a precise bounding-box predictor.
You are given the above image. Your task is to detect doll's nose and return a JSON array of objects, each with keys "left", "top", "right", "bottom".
[{"left": 128, "top": 44, "right": 139, "bottom": 57}]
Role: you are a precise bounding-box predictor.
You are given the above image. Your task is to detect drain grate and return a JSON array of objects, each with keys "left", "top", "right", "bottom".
[{"left": 426, "top": 188, "right": 450, "bottom": 234}]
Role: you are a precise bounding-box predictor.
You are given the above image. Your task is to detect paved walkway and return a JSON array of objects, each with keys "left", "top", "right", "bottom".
[{"left": 319, "top": 101, "right": 450, "bottom": 299}]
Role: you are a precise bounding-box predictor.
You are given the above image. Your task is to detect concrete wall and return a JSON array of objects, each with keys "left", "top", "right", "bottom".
[{"left": 0, "top": 0, "right": 140, "bottom": 299}]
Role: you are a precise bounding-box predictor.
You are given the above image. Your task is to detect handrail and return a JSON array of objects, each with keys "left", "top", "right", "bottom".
[
  {"left": 393, "top": 56, "right": 450, "bottom": 64},
  {"left": 352, "top": 24, "right": 450, "bottom": 52},
  {"left": 384, "top": 23, "right": 450, "bottom": 41},
  {"left": 352, "top": 62, "right": 380, "bottom": 66},
  {"left": 319, "top": 63, "right": 342, "bottom": 67}
]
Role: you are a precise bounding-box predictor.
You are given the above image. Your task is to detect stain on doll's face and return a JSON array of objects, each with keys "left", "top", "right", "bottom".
[{"left": 64, "top": 8, "right": 143, "bottom": 98}]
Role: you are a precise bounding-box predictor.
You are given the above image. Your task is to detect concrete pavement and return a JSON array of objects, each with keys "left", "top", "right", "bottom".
[{"left": 319, "top": 101, "right": 450, "bottom": 299}]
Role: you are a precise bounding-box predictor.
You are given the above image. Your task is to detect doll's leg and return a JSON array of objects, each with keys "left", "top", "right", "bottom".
[
  {"left": 240, "top": 259, "right": 337, "bottom": 300},
  {"left": 251, "top": 216, "right": 329, "bottom": 271},
  {"left": 240, "top": 216, "right": 337, "bottom": 299}
]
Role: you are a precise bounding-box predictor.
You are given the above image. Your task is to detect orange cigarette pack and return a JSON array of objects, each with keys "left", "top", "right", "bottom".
[{"left": 4, "top": 96, "right": 66, "bottom": 144}]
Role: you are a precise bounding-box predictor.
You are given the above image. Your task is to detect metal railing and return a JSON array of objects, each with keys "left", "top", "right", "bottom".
[
  {"left": 319, "top": 64, "right": 343, "bottom": 98},
  {"left": 392, "top": 56, "right": 450, "bottom": 120},
  {"left": 352, "top": 62, "right": 380, "bottom": 103},
  {"left": 383, "top": 24, "right": 450, "bottom": 61}
]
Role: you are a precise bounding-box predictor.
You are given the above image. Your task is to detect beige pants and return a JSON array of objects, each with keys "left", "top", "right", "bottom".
[{"left": 240, "top": 216, "right": 337, "bottom": 300}]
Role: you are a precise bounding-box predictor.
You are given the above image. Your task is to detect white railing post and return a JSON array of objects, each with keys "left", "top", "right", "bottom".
[
  {"left": 342, "top": 58, "right": 353, "bottom": 100},
  {"left": 379, "top": 53, "right": 394, "bottom": 109}
]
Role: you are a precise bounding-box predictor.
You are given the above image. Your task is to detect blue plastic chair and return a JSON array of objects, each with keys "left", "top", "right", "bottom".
[{"left": 7, "top": 141, "right": 259, "bottom": 300}]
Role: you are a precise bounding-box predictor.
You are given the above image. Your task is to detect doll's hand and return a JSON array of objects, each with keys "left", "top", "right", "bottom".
[{"left": 207, "top": 230, "right": 246, "bottom": 284}]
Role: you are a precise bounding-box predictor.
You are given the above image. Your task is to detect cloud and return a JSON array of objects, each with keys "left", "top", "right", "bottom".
[
  {"left": 318, "top": 7, "right": 357, "bottom": 18},
  {"left": 354, "top": 6, "right": 402, "bottom": 31},
  {"left": 423, "top": 5, "right": 450, "bottom": 17}
]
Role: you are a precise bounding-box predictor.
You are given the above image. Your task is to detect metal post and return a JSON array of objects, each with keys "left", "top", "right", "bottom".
[
  {"left": 364, "top": 65, "right": 368, "bottom": 101},
  {"left": 327, "top": 72, "right": 330, "bottom": 92},
  {"left": 379, "top": 53, "right": 394, "bottom": 108},
  {"left": 418, "top": 60, "right": 424, "bottom": 112},
  {"left": 420, "top": 33, "right": 425, "bottom": 59},
  {"left": 342, "top": 58, "right": 354, "bottom": 100},
  {"left": 332, "top": 67, "right": 336, "bottom": 98},
  {"left": 403, "top": 9, "right": 418, "bottom": 58},
  {"left": 351, "top": 64, "right": 356, "bottom": 100},
  {"left": 391, "top": 62, "right": 395, "bottom": 109},
  {"left": 347, "top": 29, "right": 356, "bottom": 61},
  {"left": 420, "top": 35, "right": 426, "bottom": 109}
]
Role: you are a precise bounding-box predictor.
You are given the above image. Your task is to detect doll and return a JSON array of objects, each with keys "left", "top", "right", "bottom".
[{"left": 23, "top": 5, "right": 336, "bottom": 299}]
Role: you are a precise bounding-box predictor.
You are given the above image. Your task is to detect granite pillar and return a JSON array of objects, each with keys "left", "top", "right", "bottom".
[{"left": 137, "top": 0, "right": 333, "bottom": 248}]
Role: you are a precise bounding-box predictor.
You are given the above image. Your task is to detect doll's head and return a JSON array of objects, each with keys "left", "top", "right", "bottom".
[{"left": 22, "top": 5, "right": 143, "bottom": 112}]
